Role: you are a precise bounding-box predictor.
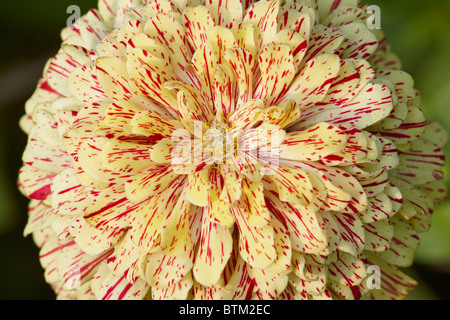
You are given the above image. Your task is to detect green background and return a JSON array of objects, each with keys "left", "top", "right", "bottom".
[{"left": 0, "top": 0, "right": 449, "bottom": 299}]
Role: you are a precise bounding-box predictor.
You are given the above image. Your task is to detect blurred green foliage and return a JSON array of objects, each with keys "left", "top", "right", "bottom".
[{"left": 0, "top": 0, "right": 448, "bottom": 300}]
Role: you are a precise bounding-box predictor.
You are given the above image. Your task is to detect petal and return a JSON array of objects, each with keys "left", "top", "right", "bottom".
[
  {"left": 280, "top": 122, "right": 348, "bottom": 162},
  {"left": 193, "top": 214, "right": 233, "bottom": 286},
  {"left": 255, "top": 100, "right": 301, "bottom": 129},
  {"left": 213, "top": 64, "right": 237, "bottom": 118},
  {"left": 165, "top": 81, "right": 211, "bottom": 122},
  {"left": 106, "top": 232, "right": 141, "bottom": 278},
  {"left": 254, "top": 43, "right": 296, "bottom": 107},
  {"left": 73, "top": 9, "right": 111, "bottom": 50},
  {"left": 204, "top": 0, "right": 243, "bottom": 28},
  {"left": 24, "top": 200, "right": 52, "bottom": 237},
  {"left": 298, "top": 82, "right": 394, "bottom": 130},
  {"left": 208, "top": 26, "right": 238, "bottom": 64},
  {"left": 363, "top": 219, "right": 394, "bottom": 252},
  {"left": 131, "top": 110, "right": 183, "bottom": 140},
  {"left": 160, "top": 189, "right": 193, "bottom": 255},
  {"left": 303, "top": 25, "right": 344, "bottom": 62},
  {"left": 243, "top": 0, "right": 280, "bottom": 46},
  {"left": 332, "top": 212, "right": 365, "bottom": 256},
  {"left": 100, "top": 101, "right": 141, "bottom": 133},
  {"left": 283, "top": 54, "right": 341, "bottom": 108},
  {"left": 46, "top": 51, "right": 81, "bottom": 97},
  {"left": 92, "top": 263, "right": 149, "bottom": 300},
  {"left": 191, "top": 44, "right": 219, "bottom": 106},
  {"left": 219, "top": 165, "right": 243, "bottom": 203},
  {"left": 84, "top": 187, "right": 140, "bottom": 230},
  {"left": 395, "top": 138, "right": 445, "bottom": 185},
  {"left": 144, "top": 13, "right": 190, "bottom": 67},
  {"left": 207, "top": 172, "right": 235, "bottom": 228},
  {"left": 265, "top": 215, "right": 292, "bottom": 275},
  {"left": 96, "top": 57, "right": 133, "bottom": 101},
  {"left": 51, "top": 168, "right": 91, "bottom": 216},
  {"left": 69, "top": 217, "right": 124, "bottom": 256},
  {"left": 268, "top": 166, "right": 314, "bottom": 206},
  {"left": 328, "top": 252, "right": 367, "bottom": 287},
  {"left": 18, "top": 165, "right": 55, "bottom": 201},
  {"left": 68, "top": 65, "right": 109, "bottom": 104},
  {"left": 374, "top": 105, "right": 426, "bottom": 145},
  {"left": 374, "top": 216, "right": 419, "bottom": 267},
  {"left": 273, "top": 28, "right": 308, "bottom": 72},
  {"left": 125, "top": 165, "right": 180, "bottom": 202},
  {"left": 128, "top": 66, "right": 178, "bottom": 114},
  {"left": 241, "top": 179, "right": 271, "bottom": 228},
  {"left": 186, "top": 167, "right": 211, "bottom": 207},
  {"left": 223, "top": 47, "right": 255, "bottom": 108},
  {"left": 363, "top": 253, "right": 417, "bottom": 300},
  {"left": 339, "top": 22, "right": 378, "bottom": 60},
  {"left": 249, "top": 267, "right": 289, "bottom": 300},
  {"left": 152, "top": 273, "right": 193, "bottom": 300},
  {"left": 22, "top": 137, "right": 72, "bottom": 174},
  {"left": 232, "top": 201, "right": 276, "bottom": 268},
  {"left": 265, "top": 194, "right": 328, "bottom": 253},
  {"left": 102, "top": 139, "right": 151, "bottom": 174},
  {"left": 293, "top": 161, "right": 368, "bottom": 213},
  {"left": 228, "top": 99, "right": 263, "bottom": 129},
  {"left": 145, "top": 249, "right": 194, "bottom": 287},
  {"left": 129, "top": 176, "right": 186, "bottom": 250},
  {"left": 182, "top": 6, "right": 215, "bottom": 51}
]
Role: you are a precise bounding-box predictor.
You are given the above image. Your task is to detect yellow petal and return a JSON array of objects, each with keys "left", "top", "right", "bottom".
[
  {"left": 193, "top": 214, "right": 233, "bottom": 286},
  {"left": 160, "top": 190, "right": 192, "bottom": 255},
  {"left": 187, "top": 167, "right": 211, "bottom": 207}
]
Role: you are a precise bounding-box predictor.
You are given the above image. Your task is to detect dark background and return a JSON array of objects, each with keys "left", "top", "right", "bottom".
[{"left": 0, "top": 0, "right": 449, "bottom": 299}]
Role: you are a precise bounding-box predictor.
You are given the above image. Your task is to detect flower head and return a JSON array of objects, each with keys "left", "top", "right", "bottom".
[{"left": 19, "top": 0, "right": 447, "bottom": 300}]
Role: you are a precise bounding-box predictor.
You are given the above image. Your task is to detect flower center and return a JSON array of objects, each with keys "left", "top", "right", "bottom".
[{"left": 203, "top": 118, "right": 240, "bottom": 164}]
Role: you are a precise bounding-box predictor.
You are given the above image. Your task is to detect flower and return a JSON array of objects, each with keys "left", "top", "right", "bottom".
[{"left": 18, "top": 0, "right": 447, "bottom": 300}]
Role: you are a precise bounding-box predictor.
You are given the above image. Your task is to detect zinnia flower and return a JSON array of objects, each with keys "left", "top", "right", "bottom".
[{"left": 18, "top": 0, "right": 447, "bottom": 300}]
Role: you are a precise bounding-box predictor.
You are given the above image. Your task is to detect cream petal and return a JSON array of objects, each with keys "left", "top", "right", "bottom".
[
  {"left": 280, "top": 122, "right": 347, "bottom": 162},
  {"left": 193, "top": 214, "right": 233, "bottom": 286},
  {"left": 145, "top": 248, "right": 194, "bottom": 287},
  {"left": 131, "top": 109, "right": 183, "bottom": 140},
  {"left": 18, "top": 165, "right": 55, "bottom": 201},
  {"left": 182, "top": 6, "right": 215, "bottom": 51},
  {"left": 254, "top": 43, "right": 296, "bottom": 107},
  {"left": 243, "top": 0, "right": 280, "bottom": 46},
  {"left": 265, "top": 194, "right": 328, "bottom": 253},
  {"left": 68, "top": 65, "right": 109, "bottom": 104},
  {"left": 204, "top": 0, "right": 243, "bottom": 28},
  {"left": 186, "top": 167, "right": 211, "bottom": 207},
  {"left": 152, "top": 273, "right": 194, "bottom": 300},
  {"left": 223, "top": 47, "right": 255, "bottom": 109},
  {"left": 92, "top": 263, "right": 149, "bottom": 300},
  {"left": 129, "top": 176, "right": 186, "bottom": 250},
  {"left": 232, "top": 201, "right": 276, "bottom": 268},
  {"left": 125, "top": 165, "right": 180, "bottom": 202},
  {"left": 96, "top": 57, "right": 133, "bottom": 101},
  {"left": 328, "top": 252, "right": 367, "bottom": 287},
  {"left": 160, "top": 189, "right": 192, "bottom": 255},
  {"left": 283, "top": 54, "right": 341, "bottom": 108}
]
